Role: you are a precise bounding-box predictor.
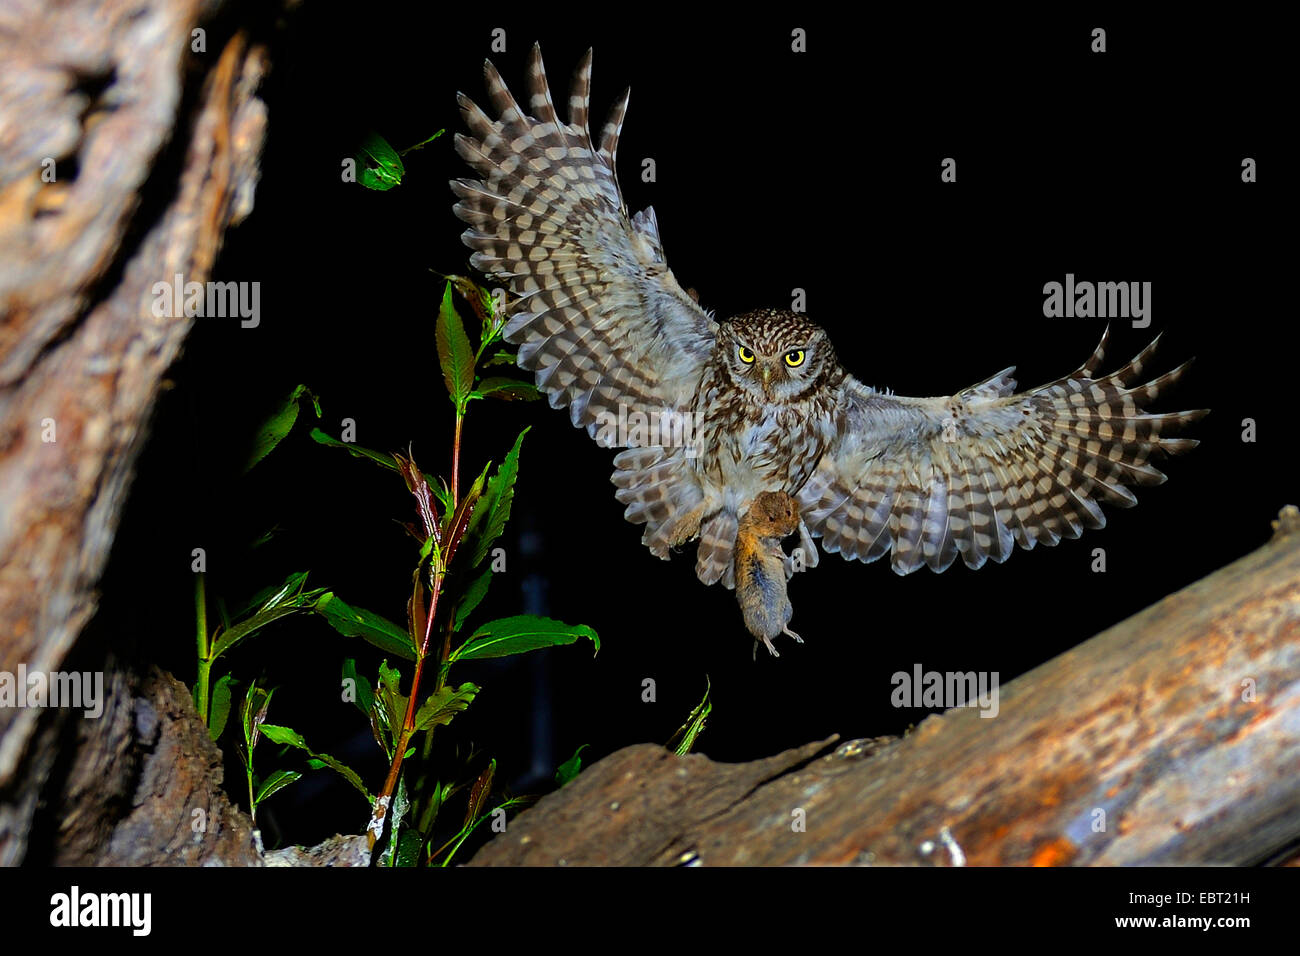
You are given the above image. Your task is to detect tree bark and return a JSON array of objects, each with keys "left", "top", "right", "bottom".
[
  {"left": 470, "top": 508, "right": 1300, "bottom": 866},
  {"left": 0, "top": 0, "right": 267, "bottom": 865}
]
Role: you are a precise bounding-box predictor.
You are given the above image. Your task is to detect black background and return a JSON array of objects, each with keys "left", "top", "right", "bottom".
[{"left": 87, "top": 7, "right": 1284, "bottom": 853}]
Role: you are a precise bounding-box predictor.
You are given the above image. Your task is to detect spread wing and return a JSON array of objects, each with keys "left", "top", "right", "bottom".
[
  {"left": 451, "top": 44, "right": 717, "bottom": 441},
  {"left": 797, "top": 329, "right": 1208, "bottom": 574}
]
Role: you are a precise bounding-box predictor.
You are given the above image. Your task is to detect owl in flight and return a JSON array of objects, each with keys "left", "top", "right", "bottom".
[{"left": 450, "top": 45, "right": 1206, "bottom": 654}]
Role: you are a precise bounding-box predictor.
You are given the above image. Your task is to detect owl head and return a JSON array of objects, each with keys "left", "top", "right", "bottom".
[{"left": 717, "top": 309, "right": 837, "bottom": 403}]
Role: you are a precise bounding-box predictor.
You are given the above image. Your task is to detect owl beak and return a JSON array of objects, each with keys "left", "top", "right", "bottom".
[{"left": 760, "top": 365, "right": 772, "bottom": 390}]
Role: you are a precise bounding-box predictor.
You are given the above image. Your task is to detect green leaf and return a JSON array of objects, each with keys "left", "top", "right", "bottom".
[
  {"left": 412, "top": 682, "right": 479, "bottom": 732},
  {"left": 428, "top": 474, "right": 453, "bottom": 515},
  {"left": 376, "top": 660, "right": 407, "bottom": 740},
  {"left": 307, "top": 752, "right": 372, "bottom": 801},
  {"left": 465, "top": 428, "right": 528, "bottom": 568},
  {"left": 555, "top": 744, "right": 588, "bottom": 787},
  {"left": 228, "top": 582, "right": 280, "bottom": 622},
  {"left": 255, "top": 769, "right": 302, "bottom": 803},
  {"left": 453, "top": 569, "right": 493, "bottom": 631},
  {"left": 256, "top": 571, "right": 315, "bottom": 614},
  {"left": 244, "top": 385, "right": 314, "bottom": 473},
  {"left": 442, "top": 273, "right": 500, "bottom": 347},
  {"left": 359, "top": 168, "right": 399, "bottom": 190},
  {"left": 394, "top": 827, "right": 423, "bottom": 867},
  {"left": 208, "top": 673, "right": 237, "bottom": 741},
  {"left": 436, "top": 282, "right": 475, "bottom": 407},
  {"left": 441, "top": 461, "right": 489, "bottom": 568},
  {"left": 668, "top": 677, "right": 712, "bottom": 756},
  {"left": 309, "top": 427, "right": 399, "bottom": 470},
  {"left": 357, "top": 132, "right": 404, "bottom": 190},
  {"left": 259, "top": 723, "right": 306, "bottom": 748},
  {"left": 356, "top": 129, "right": 442, "bottom": 193},
  {"left": 483, "top": 349, "right": 518, "bottom": 367},
  {"left": 342, "top": 658, "right": 374, "bottom": 718},
  {"left": 363, "top": 137, "right": 401, "bottom": 167},
  {"left": 451, "top": 614, "right": 599, "bottom": 662},
  {"left": 309, "top": 429, "right": 447, "bottom": 512},
  {"left": 210, "top": 604, "right": 305, "bottom": 661},
  {"left": 417, "top": 780, "right": 450, "bottom": 838},
  {"left": 260, "top": 724, "right": 372, "bottom": 801},
  {"left": 315, "top": 592, "right": 417, "bottom": 661},
  {"left": 222, "top": 570, "right": 323, "bottom": 634},
  {"left": 463, "top": 758, "right": 496, "bottom": 828},
  {"left": 473, "top": 377, "right": 540, "bottom": 402},
  {"left": 241, "top": 683, "right": 274, "bottom": 752}
]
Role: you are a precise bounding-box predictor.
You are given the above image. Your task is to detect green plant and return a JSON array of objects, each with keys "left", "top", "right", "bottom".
[
  {"left": 667, "top": 677, "right": 712, "bottom": 756},
  {"left": 189, "top": 276, "right": 598, "bottom": 865},
  {"left": 353, "top": 130, "right": 444, "bottom": 190}
]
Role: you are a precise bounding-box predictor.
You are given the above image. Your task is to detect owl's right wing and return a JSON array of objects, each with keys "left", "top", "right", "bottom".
[
  {"left": 797, "top": 329, "right": 1207, "bottom": 575},
  {"left": 451, "top": 44, "right": 718, "bottom": 442}
]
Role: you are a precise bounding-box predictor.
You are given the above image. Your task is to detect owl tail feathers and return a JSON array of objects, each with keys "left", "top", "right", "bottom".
[{"left": 696, "top": 511, "right": 739, "bottom": 589}]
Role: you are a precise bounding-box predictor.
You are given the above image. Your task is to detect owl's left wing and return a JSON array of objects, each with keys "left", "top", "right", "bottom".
[
  {"left": 797, "top": 330, "right": 1207, "bottom": 574},
  {"left": 452, "top": 45, "right": 718, "bottom": 441}
]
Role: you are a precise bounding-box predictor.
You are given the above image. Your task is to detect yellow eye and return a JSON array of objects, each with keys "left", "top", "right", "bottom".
[
  {"left": 738, "top": 346, "right": 756, "bottom": 364},
  {"left": 785, "top": 349, "right": 806, "bottom": 367}
]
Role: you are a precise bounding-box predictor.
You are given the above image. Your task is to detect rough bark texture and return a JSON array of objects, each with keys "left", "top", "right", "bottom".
[
  {"left": 471, "top": 509, "right": 1300, "bottom": 866},
  {"left": 0, "top": 0, "right": 267, "bottom": 865},
  {"left": 49, "top": 667, "right": 262, "bottom": 865}
]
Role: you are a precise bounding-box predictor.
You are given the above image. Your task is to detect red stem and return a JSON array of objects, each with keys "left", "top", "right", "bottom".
[
  {"left": 370, "top": 580, "right": 438, "bottom": 846},
  {"left": 451, "top": 411, "right": 463, "bottom": 509},
  {"left": 368, "top": 406, "right": 466, "bottom": 848}
]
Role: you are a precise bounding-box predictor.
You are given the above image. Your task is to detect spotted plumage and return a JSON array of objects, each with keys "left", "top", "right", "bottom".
[{"left": 451, "top": 45, "right": 1207, "bottom": 652}]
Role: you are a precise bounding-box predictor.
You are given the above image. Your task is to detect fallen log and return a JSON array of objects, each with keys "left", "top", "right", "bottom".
[{"left": 470, "top": 507, "right": 1300, "bottom": 866}]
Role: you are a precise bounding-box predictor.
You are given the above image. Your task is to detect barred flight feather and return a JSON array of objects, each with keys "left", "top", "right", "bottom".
[{"left": 797, "top": 327, "right": 1207, "bottom": 575}]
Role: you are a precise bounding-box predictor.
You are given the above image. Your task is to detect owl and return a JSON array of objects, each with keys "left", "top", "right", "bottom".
[{"left": 450, "top": 46, "right": 1206, "bottom": 653}]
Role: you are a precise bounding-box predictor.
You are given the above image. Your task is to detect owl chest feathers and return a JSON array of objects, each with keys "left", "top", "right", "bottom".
[{"left": 690, "top": 366, "right": 838, "bottom": 507}]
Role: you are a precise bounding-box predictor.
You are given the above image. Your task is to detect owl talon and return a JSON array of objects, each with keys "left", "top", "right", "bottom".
[{"left": 784, "top": 625, "right": 804, "bottom": 644}]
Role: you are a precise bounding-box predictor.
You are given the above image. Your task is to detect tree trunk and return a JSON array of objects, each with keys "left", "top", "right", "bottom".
[{"left": 0, "top": 0, "right": 268, "bottom": 865}]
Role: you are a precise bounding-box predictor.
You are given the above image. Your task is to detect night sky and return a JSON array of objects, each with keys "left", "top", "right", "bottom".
[{"left": 90, "top": 9, "right": 1282, "bottom": 850}]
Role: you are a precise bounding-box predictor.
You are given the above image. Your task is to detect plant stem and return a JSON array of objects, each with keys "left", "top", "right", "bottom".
[
  {"left": 367, "top": 400, "right": 468, "bottom": 850},
  {"left": 368, "top": 564, "right": 442, "bottom": 848},
  {"left": 451, "top": 408, "right": 463, "bottom": 509},
  {"left": 437, "top": 408, "right": 464, "bottom": 692},
  {"left": 246, "top": 761, "right": 257, "bottom": 825},
  {"left": 195, "top": 573, "right": 210, "bottom": 725},
  {"left": 434, "top": 611, "right": 456, "bottom": 693}
]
